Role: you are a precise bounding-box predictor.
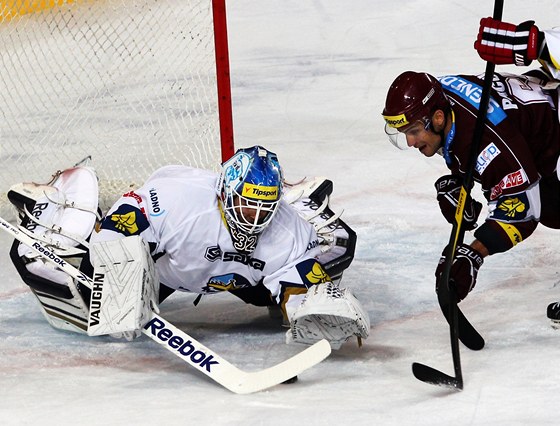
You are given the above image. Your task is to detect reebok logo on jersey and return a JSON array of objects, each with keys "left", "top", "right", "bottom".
[
  {"left": 144, "top": 317, "right": 219, "bottom": 373},
  {"left": 475, "top": 143, "right": 501, "bottom": 175},
  {"left": 242, "top": 183, "right": 278, "bottom": 200}
]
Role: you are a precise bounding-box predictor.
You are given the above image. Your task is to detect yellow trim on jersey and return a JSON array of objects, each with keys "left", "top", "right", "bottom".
[
  {"left": 496, "top": 221, "right": 523, "bottom": 247},
  {"left": 280, "top": 286, "right": 308, "bottom": 319},
  {"left": 549, "top": 54, "right": 560, "bottom": 71}
]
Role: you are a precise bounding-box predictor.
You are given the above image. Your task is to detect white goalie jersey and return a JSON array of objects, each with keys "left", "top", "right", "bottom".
[{"left": 91, "top": 165, "right": 347, "bottom": 313}]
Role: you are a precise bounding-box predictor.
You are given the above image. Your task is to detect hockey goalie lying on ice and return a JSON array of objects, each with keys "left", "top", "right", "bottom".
[{"left": 8, "top": 145, "right": 369, "bottom": 349}]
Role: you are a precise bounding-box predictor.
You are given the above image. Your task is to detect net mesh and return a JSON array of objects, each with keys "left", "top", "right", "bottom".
[{"left": 0, "top": 0, "right": 224, "bottom": 220}]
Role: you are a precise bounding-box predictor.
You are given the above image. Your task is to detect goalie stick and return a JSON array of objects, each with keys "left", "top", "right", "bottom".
[
  {"left": 412, "top": 0, "right": 503, "bottom": 391},
  {"left": 0, "top": 215, "right": 331, "bottom": 394}
]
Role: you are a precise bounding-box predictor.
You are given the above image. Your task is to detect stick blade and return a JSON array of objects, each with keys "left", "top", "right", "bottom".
[
  {"left": 439, "top": 300, "right": 485, "bottom": 351},
  {"left": 231, "top": 339, "right": 332, "bottom": 394},
  {"left": 412, "top": 362, "right": 463, "bottom": 390}
]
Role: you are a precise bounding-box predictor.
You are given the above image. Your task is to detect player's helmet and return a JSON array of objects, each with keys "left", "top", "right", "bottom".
[
  {"left": 382, "top": 71, "right": 450, "bottom": 148},
  {"left": 217, "top": 146, "right": 283, "bottom": 251}
]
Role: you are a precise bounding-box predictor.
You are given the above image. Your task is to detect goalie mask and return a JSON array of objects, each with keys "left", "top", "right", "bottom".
[{"left": 217, "top": 145, "right": 283, "bottom": 253}]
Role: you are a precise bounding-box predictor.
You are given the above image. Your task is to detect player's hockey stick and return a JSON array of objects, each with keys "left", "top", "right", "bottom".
[
  {"left": 412, "top": 0, "right": 504, "bottom": 390},
  {"left": 0, "top": 216, "right": 331, "bottom": 394}
]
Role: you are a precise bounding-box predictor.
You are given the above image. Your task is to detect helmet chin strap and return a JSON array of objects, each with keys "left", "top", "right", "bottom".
[
  {"left": 218, "top": 198, "right": 260, "bottom": 254},
  {"left": 439, "top": 110, "right": 456, "bottom": 166}
]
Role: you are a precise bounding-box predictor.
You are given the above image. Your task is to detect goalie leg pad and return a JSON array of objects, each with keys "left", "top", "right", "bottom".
[
  {"left": 31, "top": 277, "right": 89, "bottom": 334},
  {"left": 286, "top": 282, "right": 370, "bottom": 350},
  {"left": 87, "top": 235, "right": 159, "bottom": 337}
]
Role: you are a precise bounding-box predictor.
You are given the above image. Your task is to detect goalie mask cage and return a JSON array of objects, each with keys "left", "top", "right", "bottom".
[{"left": 0, "top": 0, "right": 234, "bottom": 220}]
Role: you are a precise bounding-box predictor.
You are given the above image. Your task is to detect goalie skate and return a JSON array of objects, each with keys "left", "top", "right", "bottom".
[{"left": 547, "top": 302, "right": 560, "bottom": 329}]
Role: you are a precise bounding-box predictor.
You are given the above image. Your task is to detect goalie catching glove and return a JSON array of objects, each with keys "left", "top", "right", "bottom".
[
  {"left": 435, "top": 243, "right": 484, "bottom": 302},
  {"left": 474, "top": 17, "right": 541, "bottom": 66},
  {"left": 285, "top": 282, "right": 370, "bottom": 350},
  {"left": 435, "top": 174, "right": 482, "bottom": 231}
]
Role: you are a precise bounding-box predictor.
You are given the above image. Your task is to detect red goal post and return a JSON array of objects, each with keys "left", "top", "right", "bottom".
[{"left": 0, "top": 0, "right": 235, "bottom": 219}]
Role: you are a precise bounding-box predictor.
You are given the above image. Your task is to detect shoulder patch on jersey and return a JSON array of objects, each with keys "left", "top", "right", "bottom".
[
  {"left": 438, "top": 75, "right": 507, "bottom": 125},
  {"left": 202, "top": 273, "right": 252, "bottom": 293},
  {"left": 296, "top": 259, "right": 331, "bottom": 286},
  {"left": 475, "top": 143, "right": 501, "bottom": 175},
  {"left": 490, "top": 169, "right": 528, "bottom": 200},
  {"left": 101, "top": 204, "right": 150, "bottom": 236}
]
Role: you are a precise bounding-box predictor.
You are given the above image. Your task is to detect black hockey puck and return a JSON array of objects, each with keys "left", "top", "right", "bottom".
[{"left": 281, "top": 376, "right": 298, "bottom": 384}]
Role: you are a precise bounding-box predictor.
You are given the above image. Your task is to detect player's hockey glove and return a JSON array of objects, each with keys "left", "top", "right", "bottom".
[
  {"left": 474, "top": 17, "right": 541, "bottom": 66},
  {"left": 434, "top": 175, "right": 482, "bottom": 231},
  {"left": 435, "top": 244, "right": 484, "bottom": 302}
]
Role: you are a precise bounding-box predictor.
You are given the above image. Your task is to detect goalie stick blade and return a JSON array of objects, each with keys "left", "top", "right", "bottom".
[
  {"left": 229, "top": 340, "right": 330, "bottom": 394},
  {"left": 412, "top": 362, "right": 463, "bottom": 390},
  {"left": 142, "top": 314, "right": 332, "bottom": 394}
]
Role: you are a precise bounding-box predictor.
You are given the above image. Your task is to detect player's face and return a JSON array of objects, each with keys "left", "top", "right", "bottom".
[
  {"left": 402, "top": 119, "right": 441, "bottom": 157},
  {"left": 233, "top": 196, "right": 270, "bottom": 225}
]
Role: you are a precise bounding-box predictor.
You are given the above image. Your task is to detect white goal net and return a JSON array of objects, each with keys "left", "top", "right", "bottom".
[{"left": 0, "top": 0, "right": 234, "bottom": 220}]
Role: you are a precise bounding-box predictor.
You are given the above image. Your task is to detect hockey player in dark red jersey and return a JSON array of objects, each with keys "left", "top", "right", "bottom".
[{"left": 382, "top": 69, "right": 560, "bottom": 324}]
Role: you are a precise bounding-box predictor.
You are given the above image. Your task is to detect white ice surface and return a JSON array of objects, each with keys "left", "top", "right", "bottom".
[{"left": 2, "top": 1, "right": 560, "bottom": 425}]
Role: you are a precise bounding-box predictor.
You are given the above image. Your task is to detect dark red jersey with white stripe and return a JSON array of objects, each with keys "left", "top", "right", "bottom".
[{"left": 438, "top": 72, "right": 560, "bottom": 254}]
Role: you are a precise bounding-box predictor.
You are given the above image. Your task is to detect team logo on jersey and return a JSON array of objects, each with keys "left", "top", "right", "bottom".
[
  {"left": 490, "top": 169, "right": 528, "bottom": 200},
  {"left": 205, "top": 246, "right": 222, "bottom": 262},
  {"left": 204, "top": 245, "right": 266, "bottom": 271},
  {"left": 494, "top": 196, "right": 528, "bottom": 220},
  {"left": 438, "top": 75, "right": 507, "bottom": 125},
  {"left": 111, "top": 212, "right": 139, "bottom": 233},
  {"left": 475, "top": 143, "right": 501, "bottom": 175},
  {"left": 297, "top": 259, "right": 331, "bottom": 286},
  {"left": 202, "top": 273, "right": 251, "bottom": 293},
  {"left": 102, "top": 204, "right": 150, "bottom": 235}
]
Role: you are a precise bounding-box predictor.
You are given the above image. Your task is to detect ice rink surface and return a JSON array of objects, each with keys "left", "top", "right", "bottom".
[{"left": 2, "top": 1, "right": 560, "bottom": 424}]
